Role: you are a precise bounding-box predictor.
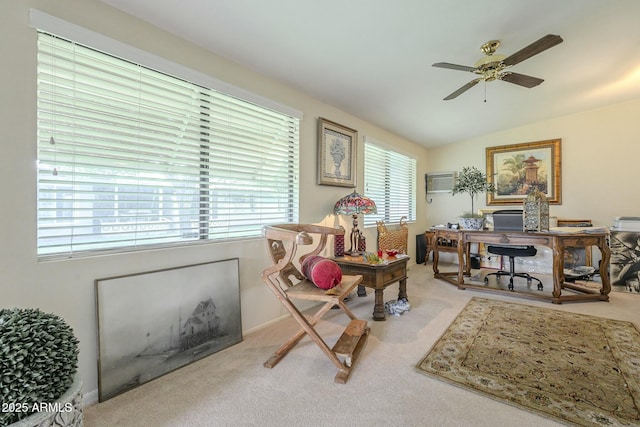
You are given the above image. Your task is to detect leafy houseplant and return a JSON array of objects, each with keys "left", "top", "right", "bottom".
[
  {"left": 0, "top": 308, "right": 80, "bottom": 426},
  {"left": 452, "top": 166, "right": 495, "bottom": 229}
]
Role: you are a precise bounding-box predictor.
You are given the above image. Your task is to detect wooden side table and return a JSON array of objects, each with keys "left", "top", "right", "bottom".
[{"left": 334, "top": 255, "right": 409, "bottom": 321}]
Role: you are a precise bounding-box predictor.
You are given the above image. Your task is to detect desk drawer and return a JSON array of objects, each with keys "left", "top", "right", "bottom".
[{"left": 382, "top": 264, "right": 406, "bottom": 283}]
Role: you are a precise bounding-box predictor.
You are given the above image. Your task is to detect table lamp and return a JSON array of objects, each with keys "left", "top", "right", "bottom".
[{"left": 333, "top": 191, "right": 377, "bottom": 255}]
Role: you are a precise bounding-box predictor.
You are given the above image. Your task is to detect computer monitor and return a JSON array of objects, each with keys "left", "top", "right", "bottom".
[{"left": 492, "top": 210, "right": 524, "bottom": 231}]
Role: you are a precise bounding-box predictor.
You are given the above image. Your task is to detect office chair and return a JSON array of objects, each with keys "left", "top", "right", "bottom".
[{"left": 483, "top": 210, "right": 543, "bottom": 291}]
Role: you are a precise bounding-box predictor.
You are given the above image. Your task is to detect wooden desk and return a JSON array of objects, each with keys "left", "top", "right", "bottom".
[
  {"left": 432, "top": 228, "right": 611, "bottom": 304},
  {"left": 334, "top": 255, "right": 409, "bottom": 321}
]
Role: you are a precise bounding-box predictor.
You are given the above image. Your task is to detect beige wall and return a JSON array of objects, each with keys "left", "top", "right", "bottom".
[
  {"left": 3, "top": 0, "right": 639, "bottom": 404},
  {"left": 425, "top": 98, "right": 640, "bottom": 228},
  {"left": 1, "top": 0, "right": 429, "bottom": 401}
]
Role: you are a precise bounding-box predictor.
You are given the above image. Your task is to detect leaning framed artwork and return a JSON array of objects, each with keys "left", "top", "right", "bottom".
[
  {"left": 317, "top": 117, "right": 357, "bottom": 187},
  {"left": 486, "top": 138, "right": 562, "bottom": 205},
  {"left": 95, "top": 258, "right": 242, "bottom": 402}
]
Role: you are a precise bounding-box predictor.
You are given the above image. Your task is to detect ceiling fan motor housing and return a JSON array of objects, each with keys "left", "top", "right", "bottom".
[
  {"left": 432, "top": 34, "right": 563, "bottom": 100},
  {"left": 475, "top": 40, "right": 506, "bottom": 80},
  {"left": 474, "top": 54, "right": 507, "bottom": 80}
]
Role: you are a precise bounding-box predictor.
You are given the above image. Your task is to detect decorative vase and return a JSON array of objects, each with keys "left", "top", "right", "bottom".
[
  {"left": 9, "top": 373, "right": 83, "bottom": 427},
  {"left": 334, "top": 226, "right": 345, "bottom": 257},
  {"left": 458, "top": 217, "right": 484, "bottom": 230},
  {"left": 357, "top": 235, "right": 367, "bottom": 253}
]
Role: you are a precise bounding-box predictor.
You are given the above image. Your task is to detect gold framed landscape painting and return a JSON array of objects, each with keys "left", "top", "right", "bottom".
[
  {"left": 317, "top": 117, "right": 357, "bottom": 187},
  {"left": 486, "top": 139, "right": 561, "bottom": 205}
]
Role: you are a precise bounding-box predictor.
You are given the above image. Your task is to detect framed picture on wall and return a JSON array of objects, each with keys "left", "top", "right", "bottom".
[
  {"left": 486, "top": 138, "right": 562, "bottom": 205},
  {"left": 317, "top": 117, "right": 357, "bottom": 187}
]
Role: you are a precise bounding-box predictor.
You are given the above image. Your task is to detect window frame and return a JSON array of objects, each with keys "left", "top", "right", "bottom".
[
  {"left": 33, "top": 12, "right": 302, "bottom": 259},
  {"left": 363, "top": 138, "right": 417, "bottom": 227}
]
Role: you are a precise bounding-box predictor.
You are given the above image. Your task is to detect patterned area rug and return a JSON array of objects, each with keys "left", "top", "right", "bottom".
[{"left": 416, "top": 298, "right": 640, "bottom": 426}]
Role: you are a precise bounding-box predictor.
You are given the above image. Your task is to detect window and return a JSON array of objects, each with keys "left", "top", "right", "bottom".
[
  {"left": 36, "top": 31, "right": 299, "bottom": 258},
  {"left": 363, "top": 139, "right": 416, "bottom": 227}
]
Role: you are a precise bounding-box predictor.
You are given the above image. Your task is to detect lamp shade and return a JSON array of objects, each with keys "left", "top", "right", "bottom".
[{"left": 333, "top": 191, "right": 377, "bottom": 215}]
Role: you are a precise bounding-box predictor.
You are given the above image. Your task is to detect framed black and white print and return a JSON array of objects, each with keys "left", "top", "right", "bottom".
[
  {"left": 317, "top": 117, "right": 357, "bottom": 187},
  {"left": 95, "top": 258, "right": 242, "bottom": 401}
]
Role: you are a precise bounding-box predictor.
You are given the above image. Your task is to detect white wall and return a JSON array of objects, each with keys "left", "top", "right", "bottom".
[
  {"left": 425, "top": 98, "right": 640, "bottom": 228},
  {"left": 0, "top": 0, "right": 429, "bottom": 401}
]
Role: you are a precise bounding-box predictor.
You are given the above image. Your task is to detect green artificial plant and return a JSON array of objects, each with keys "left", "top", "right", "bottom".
[
  {"left": 0, "top": 308, "right": 79, "bottom": 426},
  {"left": 452, "top": 166, "right": 496, "bottom": 217}
]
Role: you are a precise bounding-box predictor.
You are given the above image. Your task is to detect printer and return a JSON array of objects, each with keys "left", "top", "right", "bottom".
[{"left": 611, "top": 216, "right": 640, "bottom": 232}]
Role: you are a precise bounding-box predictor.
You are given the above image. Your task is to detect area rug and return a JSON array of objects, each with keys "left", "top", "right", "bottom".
[{"left": 416, "top": 297, "right": 640, "bottom": 426}]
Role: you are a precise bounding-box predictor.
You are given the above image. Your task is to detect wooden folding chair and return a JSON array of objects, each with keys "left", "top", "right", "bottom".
[{"left": 261, "top": 224, "right": 369, "bottom": 383}]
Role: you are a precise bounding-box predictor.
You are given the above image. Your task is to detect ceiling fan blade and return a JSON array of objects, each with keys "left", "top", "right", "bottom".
[
  {"left": 500, "top": 72, "right": 544, "bottom": 88},
  {"left": 432, "top": 62, "right": 477, "bottom": 72},
  {"left": 502, "top": 34, "right": 563, "bottom": 67},
  {"left": 443, "top": 79, "right": 481, "bottom": 100}
]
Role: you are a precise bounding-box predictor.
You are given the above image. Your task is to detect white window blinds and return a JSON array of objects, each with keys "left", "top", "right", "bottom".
[
  {"left": 363, "top": 139, "right": 416, "bottom": 227},
  {"left": 36, "top": 31, "right": 299, "bottom": 257}
]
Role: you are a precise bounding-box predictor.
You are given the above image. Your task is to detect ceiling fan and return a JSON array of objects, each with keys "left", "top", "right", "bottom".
[{"left": 433, "top": 34, "right": 563, "bottom": 100}]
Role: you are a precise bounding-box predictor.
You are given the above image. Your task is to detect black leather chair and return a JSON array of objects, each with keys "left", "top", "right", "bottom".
[{"left": 484, "top": 210, "right": 543, "bottom": 291}]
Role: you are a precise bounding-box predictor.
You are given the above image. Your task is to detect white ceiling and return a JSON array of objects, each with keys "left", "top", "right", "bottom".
[{"left": 100, "top": 0, "right": 640, "bottom": 147}]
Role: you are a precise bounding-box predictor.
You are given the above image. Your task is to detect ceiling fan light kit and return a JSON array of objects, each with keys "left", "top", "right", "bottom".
[{"left": 433, "top": 34, "right": 563, "bottom": 100}]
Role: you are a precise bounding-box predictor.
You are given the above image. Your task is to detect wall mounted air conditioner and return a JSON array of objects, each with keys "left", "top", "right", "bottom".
[{"left": 425, "top": 172, "right": 457, "bottom": 194}]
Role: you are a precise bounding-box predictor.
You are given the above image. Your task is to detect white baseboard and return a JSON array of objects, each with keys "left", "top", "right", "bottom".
[
  {"left": 243, "top": 313, "right": 291, "bottom": 336},
  {"left": 81, "top": 313, "right": 292, "bottom": 408},
  {"left": 82, "top": 388, "right": 99, "bottom": 407}
]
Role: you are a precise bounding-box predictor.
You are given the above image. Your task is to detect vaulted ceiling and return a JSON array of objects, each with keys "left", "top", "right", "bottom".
[{"left": 100, "top": 0, "right": 640, "bottom": 147}]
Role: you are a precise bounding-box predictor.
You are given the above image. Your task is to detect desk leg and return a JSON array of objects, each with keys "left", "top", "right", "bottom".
[
  {"left": 425, "top": 248, "right": 433, "bottom": 265},
  {"left": 457, "top": 242, "right": 465, "bottom": 286},
  {"left": 372, "top": 289, "right": 386, "bottom": 321},
  {"left": 465, "top": 242, "right": 471, "bottom": 276},
  {"left": 599, "top": 237, "right": 612, "bottom": 296},
  {"left": 551, "top": 245, "right": 564, "bottom": 302}
]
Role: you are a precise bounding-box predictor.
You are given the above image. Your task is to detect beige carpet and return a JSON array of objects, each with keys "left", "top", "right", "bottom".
[
  {"left": 416, "top": 297, "right": 640, "bottom": 426},
  {"left": 83, "top": 264, "right": 640, "bottom": 427}
]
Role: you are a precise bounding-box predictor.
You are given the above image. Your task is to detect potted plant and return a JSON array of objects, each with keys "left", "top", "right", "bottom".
[
  {"left": 0, "top": 308, "right": 82, "bottom": 427},
  {"left": 452, "top": 166, "right": 496, "bottom": 230}
]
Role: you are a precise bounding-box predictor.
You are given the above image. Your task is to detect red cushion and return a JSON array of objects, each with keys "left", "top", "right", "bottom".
[{"left": 301, "top": 256, "right": 343, "bottom": 290}]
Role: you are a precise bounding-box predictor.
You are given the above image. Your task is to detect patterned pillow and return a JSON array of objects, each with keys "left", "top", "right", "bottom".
[{"left": 301, "top": 256, "right": 343, "bottom": 290}]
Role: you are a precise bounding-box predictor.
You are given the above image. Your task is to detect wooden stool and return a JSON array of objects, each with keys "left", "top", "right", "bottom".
[{"left": 261, "top": 224, "right": 369, "bottom": 383}]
